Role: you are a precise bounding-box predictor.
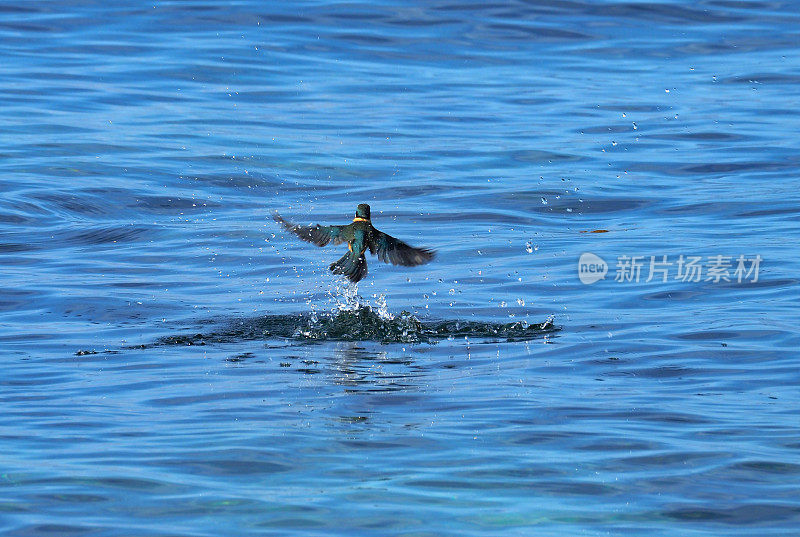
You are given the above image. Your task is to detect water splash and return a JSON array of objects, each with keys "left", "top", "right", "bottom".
[
  {"left": 330, "top": 281, "right": 362, "bottom": 312},
  {"left": 134, "top": 296, "right": 555, "bottom": 348},
  {"left": 295, "top": 306, "right": 430, "bottom": 343}
]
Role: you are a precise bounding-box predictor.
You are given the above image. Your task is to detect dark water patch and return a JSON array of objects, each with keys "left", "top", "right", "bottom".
[
  {"left": 134, "top": 306, "right": 555, "bottom": 348},
  {"left": 732, "top": 461, "right": 800, "bottom": 475},
  {"left": 680, "top": 161, "right": 795, "bottom": 175},
  {"left": 650, "top": 131, "right": 752, "bottom": 142},
  {"left": 5, "top": 523, "right": 99, "bottom": 537},
  {"left": 31, "top": 492, "right": 107, "bottom": 504},
  {"left": 580, "top": 123, "right": 643, "bottom": 135},
  {"left": 134, "top": 194, "right": 224, "bottom": 213},
  {"left": 56, "top": 224, "right": 155, "bottom": 247},
  {"left": 737, "top": 206, "right": 800, "bottom": 218},
  {"left": 630, "top": 365, "right": 702, "bottom": 379},
  {"left": 640, "top": 289, "right": 706, "bottom": 301},
  {"left": 0, "top": 212, "right": 41, "bottom": 226},
  {"left": 0, "top": 289, "right": 39, "bottom": 313},
  {"left": 722, "top": 73, "right": 800, "bottom": 85},
  {"left": 659, "top": 201, "right": 741, "bottom": 216},
  {"left": 628, "top": 160, "right": 798, "bottom": 177},
  {"left": 225, "top": 352, "right": 255, "bottom": 363},
  {"left": 482, "top": 23, "right": 591, "bottom": 42},
  {"left": 0, "top": 242, "right": 41, "bottom": 253},
  {"left": 179, "top": 173, "right": 277, "bottom": 190},
  {"left": 661, "top": 503, "right": 800, "bottom": 525},
  {"left": 586, "top": 2, "right": 745, "bottom": 24},
  {"left": 630, "top": 409, "right": 711, "bottom": 425},
  {"left": 23, "top": 475, "right": 187, "bottom": 495},
  {"left": 157, "top": 449, "right": 293, "bottom": 477},
  {"left": 676, "top": 329, "right": 784, "bottom": 341}
]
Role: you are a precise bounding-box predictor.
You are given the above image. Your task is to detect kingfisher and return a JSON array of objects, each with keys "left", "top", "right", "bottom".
[{"left": 273, "top": 203, "right": 435, "bottom": 283}]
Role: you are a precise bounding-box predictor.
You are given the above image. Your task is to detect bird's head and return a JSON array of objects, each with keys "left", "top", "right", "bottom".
[{"left": 355, "top": 203, "right": 371, "bottom": 220}]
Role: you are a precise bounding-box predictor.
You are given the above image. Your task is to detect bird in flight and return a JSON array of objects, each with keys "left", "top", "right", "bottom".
[{"left": 274, "top": 203, "right": 435, "bottom": 282}]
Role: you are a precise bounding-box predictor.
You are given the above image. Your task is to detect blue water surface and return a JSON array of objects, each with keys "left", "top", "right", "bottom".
[{"left": 1, "top": 1, "right": 799, "bottom": 535}]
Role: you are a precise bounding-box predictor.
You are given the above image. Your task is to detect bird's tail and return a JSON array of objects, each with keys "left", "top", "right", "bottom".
[{"left": 330, "top": 251, "right": 368, "bottom": 283}]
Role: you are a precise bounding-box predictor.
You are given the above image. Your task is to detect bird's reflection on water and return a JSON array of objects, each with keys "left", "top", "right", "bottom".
[
  {"left": 323, "top": 342, "right": 431, "bottom": 434},
  {"left": 124, "top": 307, "right": 553, "bottom": 432},
  {"left": 328, "top": 343, "right": 419, "bottom": 393}
]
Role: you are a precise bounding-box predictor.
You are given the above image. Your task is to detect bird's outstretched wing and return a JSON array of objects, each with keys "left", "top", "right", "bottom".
[
  {"left": 273, "top": 213, "right": 345, "bottom": 247},
  {"left": 372, "top": 230, "right": 435, "bottom": 266}
]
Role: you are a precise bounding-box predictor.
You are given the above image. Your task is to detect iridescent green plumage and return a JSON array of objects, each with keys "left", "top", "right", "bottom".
[{"left": 273, "top": 203, "right": 435, "bottom": 283}]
